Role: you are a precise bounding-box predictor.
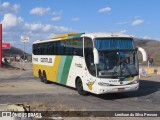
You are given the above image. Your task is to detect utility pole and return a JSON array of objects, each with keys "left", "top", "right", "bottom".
[
  {"left": 20, "top": 36, "right": 29, "bottom": 68},
  {"left": 0, "top": 24, "right": 2, "bottom": 68},
  {"left": 23, "top": 42, "right": 25, "bottom": 67}
]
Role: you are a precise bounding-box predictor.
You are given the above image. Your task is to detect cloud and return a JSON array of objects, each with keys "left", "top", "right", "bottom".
[
  {"left": 53, "top": 10, "right": 62, "bottom": 16},
  {"left": 1, "top": 13, "right": 74, "bottom": 53},
  {"left": 143, "top": 35, "right": 151, "bottom": 39},
  {"left": 71, "top": 17, "right": 80, "bottom": 21},
  {"left": 43, "top": 24, "right": 52, "bottom": 32},
  {"left": 25, "top": 23, "right": 72, "bottom": 33},
  {"left": 25, "top": 23, "right": 54, "bottom": 32},
  {"left": 1, "top": 13, "right": 24, "bottom": 29},
  {"left": 98, "top": 7, "right": 111, "bottom": 13},
  {"left": 12, "top": 4, "right": 20, "bottom": 12},
  {"left": 119, "top": 30, "right": 127, "bottom": 34},
  {"left": 52, "top": 10, "right": 62, "bottom": 21},
  {"left": 116, "top": 21, "right": 130, "bottom": 25},
  {"left": 51, "top": 16, "right": 61, "bottom": 21},
  {"left": 0, "top": 2, "right": 20, "bottom": 13},
  {"left": 1, "top": 13, "right": 73, "bottom": 39},
  {"left": 25, "top": 23, "right": 43, "bottom": 31},
  {"left": 132, "top": 19, "right": 144, "bottom": 26},
  {"left": 2, "top": 2, "right": 10, "bottom": 8},
  {"left": 30, "top": 7, "right": 50, "bottom": 15},
  {"left": 53, "top": 26, "right": 71, "bottom": 33}
]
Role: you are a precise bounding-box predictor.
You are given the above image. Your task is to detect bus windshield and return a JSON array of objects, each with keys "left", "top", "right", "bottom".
[
  {"left": 94, "top": 38, "right": 138, "bottom": 78},
  {"left": 94, "top": 38, "right": 135, "bottom": 50}
]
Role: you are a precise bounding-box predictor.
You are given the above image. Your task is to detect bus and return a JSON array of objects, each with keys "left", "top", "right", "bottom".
[{"left": 32, "top": 33, "right": 147, "bottom": 95}]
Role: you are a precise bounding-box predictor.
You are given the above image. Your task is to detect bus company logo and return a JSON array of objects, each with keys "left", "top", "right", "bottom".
[
  {"left": 1, "top": 112, "right": 12, "bottom": 117},
  {"left": 75, "top": 63, "right": 82, "bottom": 68},
  {"left": 40, "top": 58, "right": 52, "bottom": 63},
  {"left": 120, "top": 81, "right": 123, "bottom": 85},
  {"left": 33, "top": 58, "right": 38, "bottom": 62},
  {"left": 86, "top": 80, "right": 96, "bottom": 90}
]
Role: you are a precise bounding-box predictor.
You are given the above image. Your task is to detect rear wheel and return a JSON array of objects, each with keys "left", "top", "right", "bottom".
[
  {"left": 76, "top": 78, "right": 88, "bottom": 96},
  {"left": 38, "top": 70, "right": 44, "bottom": 82},
  {"left": 43, "top": 71, "right": 49, "bottom": 84}
]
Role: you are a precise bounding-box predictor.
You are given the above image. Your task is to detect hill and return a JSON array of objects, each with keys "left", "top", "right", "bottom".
[
  {"left": 3, "top": 46, "right": 31, "bottom": 61},
  {"left": 134, "top": 38, "right": 160, "bottom": 65},
  {"left": 3, "top": 46, "right": 25, "bottom": 57}
]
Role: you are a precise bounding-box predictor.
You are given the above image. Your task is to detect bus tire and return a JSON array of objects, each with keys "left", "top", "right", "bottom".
[
  {"left": 43, "top": 71, "right": 49, "bottom": 84},
  {"left": 39, "top": 70, "right": 44, "bottom": 82},
  {"left": 76, "top": 78, "right": 88, "bottom": 96}
]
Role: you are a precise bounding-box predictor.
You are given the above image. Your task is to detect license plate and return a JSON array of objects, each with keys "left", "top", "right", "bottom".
[{"left": 118, "top": 88, "right": 125, "bottom": 91}]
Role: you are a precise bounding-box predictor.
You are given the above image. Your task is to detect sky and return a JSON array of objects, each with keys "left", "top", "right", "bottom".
[{"left": 0, "top": 0, "right": 160, "bottom": 53}]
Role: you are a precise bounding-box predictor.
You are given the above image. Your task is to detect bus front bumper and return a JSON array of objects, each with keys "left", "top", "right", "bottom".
[{"left": 96, "top": 83, "right": 139, "bottom": 94}]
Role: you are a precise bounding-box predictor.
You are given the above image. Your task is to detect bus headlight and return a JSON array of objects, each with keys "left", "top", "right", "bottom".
[
  {"left": 131, "top": 80, "right": 139, "bottom": 84},
  {"left": 98, "top": 82, "right": 110, "bottom": 86}
]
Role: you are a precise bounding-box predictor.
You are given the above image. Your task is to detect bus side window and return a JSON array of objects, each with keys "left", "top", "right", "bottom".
[
  {"left": 33, "top": 44, "right": 37, "bottom": 55},
  {"left": 48, "top": 45, "right": 52, "bottom": 55},
  {"left": 77, "top": 38, "right": 83, "bottom": 56},
  {"left": 66, "top": 39, "right": 73, "bottom": 55},
  {"left": 45, "top": 44, "right": 50, "bottom": 55},
  {"left": 51, "top": 43, "right": 55, "bottom": 55},
  {"left": 53, "top": 43, "right": 57, "bottom": 55},
  {"left": 56, "top": 41, "right": 61, "bottom": 55},
  {"left": 84, "top": 37, "right": 96, "bottom": 77},
  {"left": 61, "top": 41, "right": 66, "bottom": 55},
  {"left": 57, "top": 41, "right": 65, "bottom": 55},
  {"left": 72, "top": 38, "right": 83, "bottom": 56},
  {"left": 37, "top": 47, "right": 41, "bottom": 55}
]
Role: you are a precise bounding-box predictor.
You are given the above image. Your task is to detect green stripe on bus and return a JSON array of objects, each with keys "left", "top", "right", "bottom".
[
  {"left": 60, "top": 56, "right": 73, "bottom": 85},
  {"left": 56, "top": 56, "right": 67, "bottom": 83},
  {"left": 68, "top": 33, "right": 84, "bottom": 39}
]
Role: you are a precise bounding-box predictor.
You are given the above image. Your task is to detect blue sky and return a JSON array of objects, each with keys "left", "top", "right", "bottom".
[{"left": 0, "top": 0, "right": 160, "bottom": 53}]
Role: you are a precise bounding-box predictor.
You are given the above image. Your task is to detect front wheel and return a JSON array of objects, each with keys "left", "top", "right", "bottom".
[{"left": 76, "top": 78, "right": 88, "bottom": 96}]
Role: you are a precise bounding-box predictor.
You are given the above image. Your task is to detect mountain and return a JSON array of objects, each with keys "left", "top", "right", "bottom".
[
  {"left": 3, "top": 46, "right": 31, "bottom": 58},
  {"left": 134, "top": 38, "right": 160, "bottom": 65}
]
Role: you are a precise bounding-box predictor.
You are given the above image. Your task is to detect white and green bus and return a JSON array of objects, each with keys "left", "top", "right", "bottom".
[{"left": 32, "top": 33, "right": 147, "bottom": 95}]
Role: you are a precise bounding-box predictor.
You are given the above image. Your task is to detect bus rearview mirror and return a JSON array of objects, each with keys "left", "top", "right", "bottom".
[
  {"left": 138, "top": 47, "right": 147, "bottom": 62},
  {"left": 93, "top": 48, "right": 99, "bottom": 64}
]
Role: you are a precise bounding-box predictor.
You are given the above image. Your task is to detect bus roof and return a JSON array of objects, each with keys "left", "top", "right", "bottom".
[
  {"left": 33, "top": 32, "right": 133, "bottom": 44},
  {"left": 51, "top": 33, "right": 84, "bottom": 39},
  {"left": 81, "top": 32, "right": 132, "bottom": 39}
]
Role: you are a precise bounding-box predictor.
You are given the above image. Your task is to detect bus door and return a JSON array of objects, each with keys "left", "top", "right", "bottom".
[{"left": 84, "top": 37, "right": 96, "bottom": 79}]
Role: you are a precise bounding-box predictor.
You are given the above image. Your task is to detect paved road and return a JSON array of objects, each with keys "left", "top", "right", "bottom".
[{"left": 0, "top": 63, "right": 160, "bottom": 112}]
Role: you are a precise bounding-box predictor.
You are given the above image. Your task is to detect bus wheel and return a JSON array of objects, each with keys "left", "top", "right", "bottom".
[
  {"left": 76, "top": 78, "right": 88, "bottom": 96},
  {"left": 39, "top": 70, "right": 44, "bottom": 82},
  {"left": 43, "top": 71, "right": 49, "bottom": 84}
]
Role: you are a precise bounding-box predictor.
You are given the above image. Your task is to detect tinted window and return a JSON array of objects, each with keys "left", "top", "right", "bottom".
[{"left": 33, "top": 37, "right": 83, "bottom": 56}]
